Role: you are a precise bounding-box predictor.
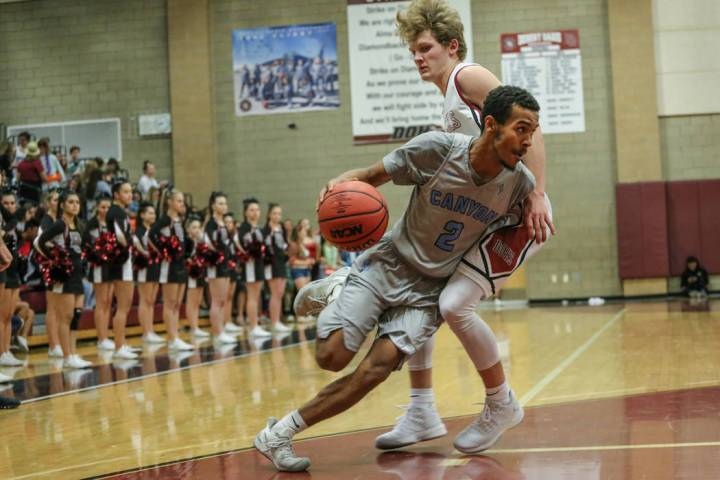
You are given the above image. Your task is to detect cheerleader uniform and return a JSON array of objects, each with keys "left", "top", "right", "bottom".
[
  {"left": 82, "top": 217, "right": 111, "bottom": 284},
  {"left": 238, "top": 221, "right": 268, "bottom": 283},
  {"left": 134, "top": 223, "right": 161, "bottom": 283},
  {"left": 203, "top": 217, "right": 233, "bottom": 279},
  {"left": 1, "top": 208, "right": 21, "bottom": 289},
  {"left": 150, "top": 214, "right": 187, "bottom": 284},
  {"left": 106, "top": 204, "right": 133, "bottom": 282},
  {"left": 186, "top": 237, "right": 207, "bottom": 290},
  {"left": 262, "top": 223, "right": 288, "bottom": 280},
  {"left": 0, "top": 210, "right": 7, "bottom": 286},
  {"left": 37, "top": 219, "right": 84, "bottom": 295}
]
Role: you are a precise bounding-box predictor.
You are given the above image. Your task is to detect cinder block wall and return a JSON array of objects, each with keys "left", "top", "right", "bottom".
[
  {"left": 0, "top": 0, "right": 172, "bottom": 181},
  {"left": 661, "top": 115, "right": 720, "bottom": 180}
]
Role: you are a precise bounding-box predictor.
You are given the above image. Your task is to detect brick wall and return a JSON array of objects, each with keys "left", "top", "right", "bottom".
[
  {"left": 661, "top": 114, "right": 720, "bottom": 181},
  {"left": 0, "top": 0, "right": 172, "bottom": 181}
]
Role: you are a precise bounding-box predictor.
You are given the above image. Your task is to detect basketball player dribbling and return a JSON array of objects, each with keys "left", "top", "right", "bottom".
[
  {"left": 294, "top": 0, "right": 556, "bottom": 455},
  {"left": 256, "top": 85, "right": 540, "bottom": 471}
]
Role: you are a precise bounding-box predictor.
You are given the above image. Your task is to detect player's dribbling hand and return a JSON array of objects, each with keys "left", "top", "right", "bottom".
[
  {"left": 316, "top": 176, "right": 359, "bottom": 211},
  {"left": 524, "top": 191, "right": 556, "bottom": 243},
  {"left": 0, "top": 243, "right": 11, "bottom": 272}
]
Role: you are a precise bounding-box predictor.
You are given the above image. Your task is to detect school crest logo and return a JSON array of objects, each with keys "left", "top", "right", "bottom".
[{"left": 444, "top": 111, "right": 461, "bottom": 132}]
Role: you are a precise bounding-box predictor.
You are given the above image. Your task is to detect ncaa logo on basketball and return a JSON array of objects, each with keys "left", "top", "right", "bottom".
[{"left": 331, "top": 224, "right": 363, "bottom": 239}]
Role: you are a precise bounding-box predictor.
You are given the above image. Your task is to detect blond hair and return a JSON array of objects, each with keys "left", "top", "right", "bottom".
[{"left": 396, "top": 0, "right": 467, "bottom": 60}]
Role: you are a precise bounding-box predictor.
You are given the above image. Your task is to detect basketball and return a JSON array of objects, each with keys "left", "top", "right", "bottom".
[{"left": 318, "top": 181, "right": 389, "bottom": 252}]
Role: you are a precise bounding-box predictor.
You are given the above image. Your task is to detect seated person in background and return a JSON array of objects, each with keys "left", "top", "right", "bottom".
[{"left": 681, "top": 256, "right": 709, "bottom": 298}]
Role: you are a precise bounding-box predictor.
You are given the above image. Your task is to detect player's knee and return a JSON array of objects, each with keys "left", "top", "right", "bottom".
[
  {"left": 439, "top": 295, "right": 467, "bottom": 331},
  {"left": 315, "top": 337, "right": 352, "bottom": 372}
]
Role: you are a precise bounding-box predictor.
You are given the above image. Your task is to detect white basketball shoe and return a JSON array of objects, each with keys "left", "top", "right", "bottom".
[
  {"left": 375, "top": 405, "right": 448, "bottom": 450},
  {"left": 254, "top": 417, "right": 310, "bottom": 472},
  {"left": 293, "top": 267, "right": 350, "bottom": 317},
  {"left": 453, "top": 390, "right": 524, "bottom": 453}
]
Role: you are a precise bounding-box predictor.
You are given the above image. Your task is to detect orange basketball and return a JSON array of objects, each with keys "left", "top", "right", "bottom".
[{"left": 318, "top": 181, "right": 389, "bottom": 252}]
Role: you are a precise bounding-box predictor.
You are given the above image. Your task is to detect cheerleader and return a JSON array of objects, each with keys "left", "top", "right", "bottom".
[
  {"left": 149, "top": 190, "right": 194, "bottom": 351},
  {"left": 0, "top": 191, "right": 24, "bottom": 367},
  {"left": 38, "top": 190, "right": 62, "bottom": 358},
  {"left": 203, "top": 192, "right": 237, "bottom": 344},
  {"left": 262, "top": 203, "right": 291, "bottom": 333},
  {"left": 238, "top": 198, "right": 271, "bottom": 337},
  {"left": 0, "top": 209, "right": 18, "bottom": 391},
  {"left": 106, "top": 181, "right": 138, "bottom": 359},
  {"left": 184, "top": 216, "right": 210, "bottom": 338},
  {"left": 82, "top": 195, "right": 114, "bottom": 351},
  {"left": 36, "top": 190, "right": 92, "bottom": 369},
  {"left": 133, "top": 202, "right": 164, "bottom": 344},
  {"left": 223, "top": 212, "right": 243, "bottom": 334}
]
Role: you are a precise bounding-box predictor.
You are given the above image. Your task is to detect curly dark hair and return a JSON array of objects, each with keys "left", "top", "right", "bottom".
[{"left": 481, "top": 85, "right": 540, "bottom": 126}]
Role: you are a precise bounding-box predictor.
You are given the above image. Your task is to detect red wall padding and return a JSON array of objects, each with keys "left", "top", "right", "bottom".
[
  {"left": 667, "top": 179, "right": 720, "bottom": 275},
  {"left": 616, "top": 182, "right": 670, "bottom": 279}
]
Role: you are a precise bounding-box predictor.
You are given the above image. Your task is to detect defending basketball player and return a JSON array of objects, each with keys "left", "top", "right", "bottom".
[
  {"left": 295, "top": 0, "right": 556, "bottom": 455},
  {"left": 255, "top": 85, "right": 539, "bottom": 471}
]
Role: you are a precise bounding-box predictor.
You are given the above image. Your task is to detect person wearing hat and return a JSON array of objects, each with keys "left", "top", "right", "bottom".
[{"left": 15, "top": 141, "right": 47, "bottom": 204}]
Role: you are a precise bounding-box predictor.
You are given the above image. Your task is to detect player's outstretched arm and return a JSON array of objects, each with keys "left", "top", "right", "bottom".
[{"left": 316, "top": 161, "right": 391, "bottom": 210}]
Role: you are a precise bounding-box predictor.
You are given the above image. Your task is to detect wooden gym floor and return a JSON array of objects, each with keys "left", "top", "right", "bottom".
[{"left": 1, "top": 299, "right": 719, "bottom": 479}]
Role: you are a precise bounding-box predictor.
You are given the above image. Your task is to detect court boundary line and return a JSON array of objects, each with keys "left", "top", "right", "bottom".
[
  {"left": 83, "top": 382, "right": 720, "bottom": 479},
  {"left": 9, "top": 456, "right": 132, "bottom": 480},
  {"left": 519, "top": 308, "right": 626, "bottom": 406},
  {"left": 487, "top": 441, "right": 720, "bottom": 454},
  {"left": 20, "top": 336, "right": 317, "bottom": 405}
]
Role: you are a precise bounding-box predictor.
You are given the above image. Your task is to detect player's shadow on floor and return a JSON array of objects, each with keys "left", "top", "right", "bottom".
[{"left": 376, "top": 450, "right": 523, "bottom": 479}]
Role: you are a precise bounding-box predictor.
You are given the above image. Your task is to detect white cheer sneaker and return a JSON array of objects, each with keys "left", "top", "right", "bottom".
[
  {"left": 453, "top": 390, "right": 524, "bottom": 453},
  {"left": 375, "top": 405, "right": 448, "bottom": 450}
]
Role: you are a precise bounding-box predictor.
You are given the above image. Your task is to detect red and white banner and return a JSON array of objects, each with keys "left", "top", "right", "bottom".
[{"left": 500, "top": 29, "right": 585, "bottom": 134}]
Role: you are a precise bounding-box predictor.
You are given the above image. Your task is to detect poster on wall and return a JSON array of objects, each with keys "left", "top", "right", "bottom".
[
  {"left": 346, "top": 0, "right": 473, "bottom": 144},
  {"left": 232, "top": 23, "right": 340, "bottom": 116},
  {"left": 500, "top": 30, "right": 585, "bottom": 134}
]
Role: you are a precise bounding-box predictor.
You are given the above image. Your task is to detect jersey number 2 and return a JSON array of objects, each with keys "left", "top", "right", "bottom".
[{"left": 434, "top": 221, "right": 465, "bottom": 252}]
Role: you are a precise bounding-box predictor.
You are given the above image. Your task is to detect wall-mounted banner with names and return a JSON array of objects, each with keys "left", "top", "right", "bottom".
[
  {"left": 347, "top": 0, "right": 472, "bottom": 145},
  {"left": 500, "top": 30, "right": 585, "bottom": 134}
]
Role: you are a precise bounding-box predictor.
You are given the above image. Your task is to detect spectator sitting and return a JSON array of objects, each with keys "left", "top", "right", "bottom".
[
  {"left": 67, "top": 146, "right": 83, "bottom": 176},
  {"left": 0, "top": 140, "right": 15, "bottom": 181},
  {"left": 14, "top": 131, "right": 31, "bottom": 164},
  {"left": 37, "top": 137, "right": 65, "bottom": 190},
  {"left": 681, "top": 256, "right": 709, "bottom": 298},
  {"left": 137, "top": 160, "right": 168, "bottom": 199},
  {"left": 106, "top": 158, "right": 120, "bottom": 180},
  {"left": 15, "top": 141, "right": 46, "bottom": 204},
  {"left": 96, "top": 169, "right": 113, "bottom": 198}
]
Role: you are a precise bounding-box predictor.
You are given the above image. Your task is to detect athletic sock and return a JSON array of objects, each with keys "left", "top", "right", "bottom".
[
  {"left": 485, "top": 381, "right": 511, "bottom": 404},
  {"left": 273, "top": 410, "right": 307, "bottom": 438},
  {"left": 409, "top": 388, "right": 435, "bottom": 408}
]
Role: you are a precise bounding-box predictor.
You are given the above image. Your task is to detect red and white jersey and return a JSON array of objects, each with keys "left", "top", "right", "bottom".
[{"left": 442, "top": 62, "right": 483, "bottom": 135}]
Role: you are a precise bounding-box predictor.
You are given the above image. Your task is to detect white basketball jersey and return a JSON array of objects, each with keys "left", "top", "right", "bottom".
[{"left": 442, "top": 62, "right": 483, "bottom": 135}]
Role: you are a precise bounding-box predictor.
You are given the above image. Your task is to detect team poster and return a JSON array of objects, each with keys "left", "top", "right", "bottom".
[{"left": 232, "top": 23, "right": 340, "bottom": 116}]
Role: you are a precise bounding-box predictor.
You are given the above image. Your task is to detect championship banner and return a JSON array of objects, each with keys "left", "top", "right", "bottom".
[
  {"left": 500, "top": 30, "right": 586, "bottom": 134},
  {"left": 347, "top": 0, "right": 473, "bottom": 145},
  {"left": 232, "top": 23, "right": 340, "bottom": 116}
]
